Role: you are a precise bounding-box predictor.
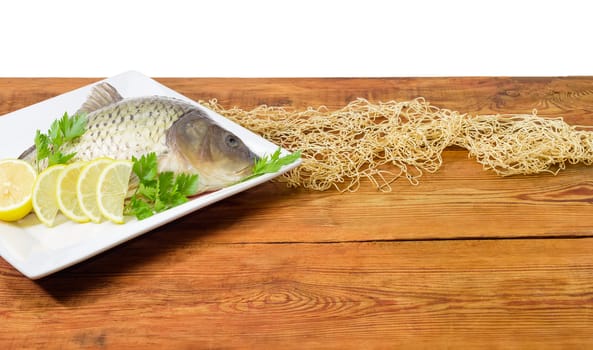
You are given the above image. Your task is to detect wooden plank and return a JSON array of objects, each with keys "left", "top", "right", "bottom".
[
  {"left": 1, "top": 238, "right": 592, "bottom": 348},
  {"left": 3, "top": 76, "right": 593, "bottom": 118},
  {"left": 164, "top": 153, "right": 593, "bottom": 242},
  {"left": 2, "top": 78, "right": 593, "bottom": 241}
]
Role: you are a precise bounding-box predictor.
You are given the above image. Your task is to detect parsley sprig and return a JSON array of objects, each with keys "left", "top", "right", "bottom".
[
  {"left": 125, "top": 153, "right": 199, "bottom": 220},
  {"left": 34, "top": 112, "right": 87, "bottom": 168},
  {"left": 126, "top": 148, "right": 300, "bottom": 220},
  {"left": 242, "top": 148, "right": 302, "bottom": 182}
]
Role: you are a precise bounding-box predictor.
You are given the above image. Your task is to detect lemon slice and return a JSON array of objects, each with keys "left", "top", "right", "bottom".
[
  {"left": 97, "top": 160, "right": 133, "bottom": 224},
  {"left": 0, "top": 159, "right": 37, "bottom": 222},
  {"left": 77, "top": 158, "right": 113, "bottom": 223},
  {"left": 32, "top": 164, "right": 65, "bottom": 226},
  {"left": 56, "top": 162, "right": 89, "bottom": 223}
]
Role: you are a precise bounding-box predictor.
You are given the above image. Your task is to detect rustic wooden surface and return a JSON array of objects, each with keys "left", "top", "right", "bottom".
[{"left": 1, "top": 77, "right": 593, "bottom": 348}]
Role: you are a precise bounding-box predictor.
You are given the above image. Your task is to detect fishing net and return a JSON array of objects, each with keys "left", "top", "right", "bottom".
[{"left": 202, "top": 98, "right": 593, "bottom": 191}]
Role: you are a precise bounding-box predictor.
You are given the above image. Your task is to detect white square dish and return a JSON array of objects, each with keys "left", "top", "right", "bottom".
[{"left": 0, "top": 71, "right": 301, "bottom": 279}]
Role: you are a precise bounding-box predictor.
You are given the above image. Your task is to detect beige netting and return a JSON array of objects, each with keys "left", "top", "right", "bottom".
[
  {"left": 454, "top": 112, "right": 593, "bottom": 176},
  {"left": 202, "top": 98, "right": 593, "bottom": 192}
]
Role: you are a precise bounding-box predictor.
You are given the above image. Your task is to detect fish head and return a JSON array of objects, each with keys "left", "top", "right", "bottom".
[{"left": 167, "top": 109, "right": 257, "bottom": 190}]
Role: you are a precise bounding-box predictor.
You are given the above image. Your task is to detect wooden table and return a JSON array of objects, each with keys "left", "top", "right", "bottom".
[{"left": 1, "top": 77, "right": 593, "bottom": 348}]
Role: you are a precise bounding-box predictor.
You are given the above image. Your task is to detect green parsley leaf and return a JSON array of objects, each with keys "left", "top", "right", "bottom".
[
  {"left": 138, "top": 183, "right": 158, "bottom": 201},
  {"left": 242, "top": 148, "right": 301, "bottom": 182},
  {"left": 128, "top": 196, "right": 154, "bottom": 220},
  {"left": 48, "top": 151, "right": 76, "bottom": 167},
  {"left": 168, "top": 192, "right": 189, "bottom": 208},
  {"left": 153, "top": 196, "right": 167, "bottom": 213},
  {"left": 158, "top": 171, "right": 176, "bottom": 199},
  {"left": 35, "top": 111, "right": 87, "bottom": 167},
  {"left": 132, "top": 153, "right": 158, "bottom": 183},
  {"left": 48, "top": 118, "right": 64, "bottom": 148},
  {"left": 175, "top": 173, "right": 199, "bottom": 197},
  {"left": 34, "top": 131, "right": 50, "bottom": 161},
  {"left": 126, "top": 152, "right": 200, "bottom": 220},
  {"left": 63, "top": 112, "right": 87, "bottom": 140}
]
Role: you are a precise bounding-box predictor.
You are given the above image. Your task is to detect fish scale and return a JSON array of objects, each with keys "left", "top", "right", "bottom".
[{"left": 64, "top": 96, "right": 192, "bottom": 161}]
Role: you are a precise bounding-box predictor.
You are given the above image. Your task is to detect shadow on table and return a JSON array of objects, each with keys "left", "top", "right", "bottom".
[{"left": 34, "top": 183, "right": 294, "bottom": 306}]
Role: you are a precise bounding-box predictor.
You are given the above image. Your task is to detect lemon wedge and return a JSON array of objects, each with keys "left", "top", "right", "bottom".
[
  {"left": 77, "top": 158, "right": 113, "bottom": 223},
  {"left": 56, "top": 162, "right": 89, "bottom": 223},
  {"left": 97, "top": 160, "right": 133, "bottom": 224},
  {"left": 32, "top": 164, "right": 65, "bottom": 226},
  {"left": 0, "top": 159, "right": 37, "bottom": 222}
]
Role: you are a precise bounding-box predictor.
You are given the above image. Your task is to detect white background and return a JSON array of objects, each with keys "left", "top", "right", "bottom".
[{"left": 1, "top": 0, "right": 591, "bottom": 77}]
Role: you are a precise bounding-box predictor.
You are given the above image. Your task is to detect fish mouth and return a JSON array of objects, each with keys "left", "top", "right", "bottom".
[
  {"left": 235, "top": 153, "right": 259, "bottom": 176},
  {"left": 235, "top": 163, "right": 254, "bottom": 177}
]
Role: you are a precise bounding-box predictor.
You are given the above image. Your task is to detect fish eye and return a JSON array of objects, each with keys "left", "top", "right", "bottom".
[{"left": 225, "top": 134, "right": 239, "bottom": 148}]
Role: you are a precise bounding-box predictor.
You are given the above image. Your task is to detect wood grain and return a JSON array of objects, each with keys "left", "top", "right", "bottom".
[
  {"left": 2, "top": 238, "right": 593, "bottom": 348},
  {"left": 2, "top": 77, "right": 593, "bottom": 348},
  {"left": 4, "top": 76, "right": 593, "bottom": 117}
]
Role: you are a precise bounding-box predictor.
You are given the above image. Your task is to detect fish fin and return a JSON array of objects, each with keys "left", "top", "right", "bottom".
[
  {"left": 76, "top": 82, "right": 123, "bottom": 114},
  {"left": 18, "top": 144, "right": 36, "bottom": 161}
]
